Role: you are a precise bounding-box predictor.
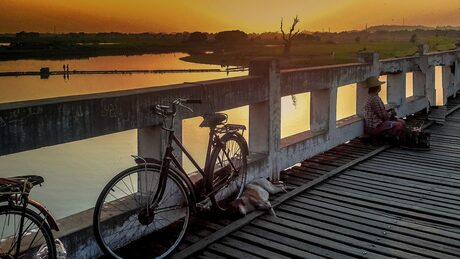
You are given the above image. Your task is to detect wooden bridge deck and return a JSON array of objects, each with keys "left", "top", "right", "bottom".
[{"left": 171, "top": 95, "right": 460, "bottom": 259}]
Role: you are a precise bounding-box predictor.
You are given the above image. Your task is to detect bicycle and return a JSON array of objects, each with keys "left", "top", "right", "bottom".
[
  {"left": 93, "top": 98, "right": 249, "bottom": 258},
  {"left": 0, "top": 175, "right": 60, "bottom": 259}
]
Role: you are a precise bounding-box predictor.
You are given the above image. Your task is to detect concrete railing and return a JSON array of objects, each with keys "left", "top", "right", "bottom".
[{"left": 1, "top": 48, "right": 460, "bottom": 258}]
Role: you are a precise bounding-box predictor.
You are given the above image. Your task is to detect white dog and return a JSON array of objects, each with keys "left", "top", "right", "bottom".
[{"left": 230, "top": 178, "right": 286, "bottom": 217}]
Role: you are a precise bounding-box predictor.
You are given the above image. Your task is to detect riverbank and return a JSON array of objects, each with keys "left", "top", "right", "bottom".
[{"left": 0, "top": 34, "right": 457, "bottom": 68}]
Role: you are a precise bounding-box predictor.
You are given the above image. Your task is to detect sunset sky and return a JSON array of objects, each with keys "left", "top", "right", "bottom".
[{"left": 2, "top": 0, "right": 460, "bottom": 33}]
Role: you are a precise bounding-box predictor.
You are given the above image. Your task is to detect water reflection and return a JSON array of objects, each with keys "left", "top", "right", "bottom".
[
  {"left": 406, "top": 72, "right": 413, "bottom": 97},
  {"left": 0, "top": 53, "right": 244, "bottom": 103},
  {"left": 0, "top": 52, "right": 358, "bottom": 219},
  {"left": 435, "top": 66, "right": 444, "bottom": 106},
  {"left": 336, "top": 83, "right": 357, "bottom": 121},
  {"left": 379, "top": 75, "right": 388, "bottom": 104},
  {"left": 281, "top": 93, "right": 310, "bottom": 138}
]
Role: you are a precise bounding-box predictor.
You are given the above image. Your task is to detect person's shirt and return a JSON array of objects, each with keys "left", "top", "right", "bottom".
[{"left": 364, "top": 94, "right": 389, "bottom": 128}]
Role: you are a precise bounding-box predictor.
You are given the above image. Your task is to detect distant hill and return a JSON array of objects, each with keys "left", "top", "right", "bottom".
[
  {"left": 366, "top": 25, "right": 434, "bottom": 32},
  {"left": 366, "top": 25, "right": 460, "bottom": 32}
]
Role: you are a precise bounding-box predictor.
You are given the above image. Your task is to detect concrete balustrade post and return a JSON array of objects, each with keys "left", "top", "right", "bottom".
[
  {"left": 248, "top": 58, "right": 281, "bottom": 181},
  {"left": 356, "top": 82, "right": 368, "bottom": 118},
  {"left": 425, "top": 66, "right": 436, "bottom": 106},
  {"left": 387, "top": 73, "right": 406, "bottom": 113},
  {"left": 442, "top": 66, "right": 452, "bottom": 104},
  {"left": 329, "top": 88, "right": 338, "bottom": 133},
  {"left": 310, "top": 89, "right": 331, "bottom": 132},
  {"left": 413, "top": 71, "right": 426, "bottom": 97},
  {"left": 138, "top": 125, "right": 165, "bottom": 160},
  {"left": 137, "top": 125, "right": 166, "bottom": 193},
  {"left": 356, "top": 52, "right": 380, "bottom": 117},
  {"left": 454, "top": 60, "right": 460, "bottom": 97}
]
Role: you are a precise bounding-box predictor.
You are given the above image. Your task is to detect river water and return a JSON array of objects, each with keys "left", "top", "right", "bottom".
[{"left": 0, "top": 53, "right": 442, "bottom": 219}]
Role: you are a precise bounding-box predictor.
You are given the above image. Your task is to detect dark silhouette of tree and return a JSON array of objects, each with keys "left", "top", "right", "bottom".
[
  {"left": 355, "top": 36, "right": 361, "bottom": 43},
  {"left": 215, "top": 30, "right": 247, "bottom": 43},
  {"left": 410, "top": 34, "right": 417, "bottom": 44},
  {"left": 15, "top": 31, "right": 39, "bottom": 38},
  {"left": 280, "top": 15, "right": 300, "bottom": 55},
  {"left": 188, "top": 32, "right": 207, "bottom": 42}
]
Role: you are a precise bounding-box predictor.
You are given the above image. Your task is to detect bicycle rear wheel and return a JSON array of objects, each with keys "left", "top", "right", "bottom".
[
  {"left": 0, "top": 205, "right": 56, "bottom": 259},
  {"left": 207, "top": 132, "right": 248, "bottom": 211},
  {"left": 93, "top": 165, "right": 190, "bottom": 258}
]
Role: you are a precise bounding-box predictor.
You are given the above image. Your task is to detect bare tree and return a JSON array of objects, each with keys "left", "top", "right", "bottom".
[{"left": 280, "top": 15, "right": 300, "bottom": 55}]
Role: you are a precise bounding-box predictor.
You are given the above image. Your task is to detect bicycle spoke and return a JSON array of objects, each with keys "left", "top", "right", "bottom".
[
  {"left": 95, "top": 166, "right": 190, "bottom": 258},
  {"left": 1, "top": 206, "right": 54, "bottom": 259}
]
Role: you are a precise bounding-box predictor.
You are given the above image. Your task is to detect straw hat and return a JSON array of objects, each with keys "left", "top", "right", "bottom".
[{"left": 363, "top": 76, "right": 385, "bottom": 88}]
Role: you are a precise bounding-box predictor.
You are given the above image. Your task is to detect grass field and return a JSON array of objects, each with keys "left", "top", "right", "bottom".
[
  {"left": 0, "top": 34, "right": 457, "bottom": 68},
  {"left": 183, "top": 37, "right": 457, "bottom": 68}
]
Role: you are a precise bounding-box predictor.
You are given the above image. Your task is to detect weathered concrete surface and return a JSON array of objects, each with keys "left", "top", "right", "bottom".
[{"left": 0, "top": 76, "right": 267, "bottom": 156}]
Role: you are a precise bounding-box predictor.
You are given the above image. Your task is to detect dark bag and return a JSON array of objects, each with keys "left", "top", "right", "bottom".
[{"left": 402, "top": 122, "right": 430, "bottom": 150}]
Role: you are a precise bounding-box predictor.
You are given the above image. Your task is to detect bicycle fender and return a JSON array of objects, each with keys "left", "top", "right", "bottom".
[
  {"left": 223, "top": 132, "right": 249, "bottom": 155},
  {"left": 28, "top": 199, "right": 60, "bottom": 231}
]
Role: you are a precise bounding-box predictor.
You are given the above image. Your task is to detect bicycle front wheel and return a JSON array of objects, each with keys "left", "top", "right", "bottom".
[
  {"left": 93, "top": 165, "right": 190, "bottom": 258},
  {"left": 208, "top": 132, "right": 248, "bottom": 211},
  {"left": 0, "top": 205, "right": 56, "bottom": 259}
]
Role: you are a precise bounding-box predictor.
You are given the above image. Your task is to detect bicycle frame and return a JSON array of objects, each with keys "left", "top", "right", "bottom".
[{"left": 149, "top": 122, "right": 243, "bottom": 209}]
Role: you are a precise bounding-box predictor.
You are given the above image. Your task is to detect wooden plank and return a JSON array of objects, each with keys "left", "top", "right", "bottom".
[
  {"left": 196, "top": 251, "right": 226, "bottom": 259},
  {"left": 231, "top": 230, "right": 326, "bottom": 259},
  {"left": 207, "top": 243, "right": 262, "bottom": 259},
  {"left": 339, "top": 173, "right": 460, "bottom": 205},
  {"left": 353, "top": 165, "right": 460, "bottom": 188},
  {"left": 253, "top": 218, "right": 405, "bottom": 259},
  {"left": 367, "top": 157, "right": 460, "bottom": 173},
  {"left": 236, "top": 225, "right": 353, "bottom": 259},
  {"left": 279, "top": 201, "right": 460, "bottom": 249},
  {"left": 268, "top": 211, "right": 460, "bottom": 258},
  {"left": 342, "top": 170, "right": 460, "bottom": 196},
  {"left": 171, "top": 145, "right": 389, "bottom": 259},
  {"left": 318, "top": 183, "right": 460, "bottom": 219},
  {"left": 307, "top": 189, "right": 460, "bottom": 227},
  {"left": 220, "top": 237, "right": 291, "bottom": 259},
  {"left": 290, "top": 195, "right": 460, "bottom": 241},
  {"left": 324, "top": 180, "right": 460, "bottom": 213}
]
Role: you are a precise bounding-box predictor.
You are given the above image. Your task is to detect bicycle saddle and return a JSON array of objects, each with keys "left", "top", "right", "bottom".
[
  {"left": 199, "top": 113, "right": 228, "bottom": 128},
  {"left": 0, "top": 175, "right": 44, "bottom": 193}
]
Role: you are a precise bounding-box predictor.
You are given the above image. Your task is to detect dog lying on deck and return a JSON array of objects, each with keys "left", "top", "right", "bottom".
[{"left": 230, "top": 178, "right": 286, "bottom": 217}]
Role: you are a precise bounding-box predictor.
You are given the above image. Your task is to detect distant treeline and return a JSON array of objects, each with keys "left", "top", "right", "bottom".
[
  {"left": 0, "top": 27, "right": 459, "bottom": 63},
  {"left": 4, "top": 27, "right": 460, "bottom": 45}
]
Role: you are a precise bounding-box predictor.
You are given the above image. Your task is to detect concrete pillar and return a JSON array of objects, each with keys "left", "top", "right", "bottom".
[
  {"left": 329, "top": 88, "right": 338, "bottom": 131},
  {"left": 425, "top": 66, "right": 436, "bottom": 106},
  {"left": 413, "top": 71, "right": 426, "bottom": 97},
  {"left": 138, "top": 125, "right": 165, "bottom": 160},
  {"left": 356, "top": 81, "right": 368, "bottom": 117},
  {"left": 442, "top": 66, "right": 452, "bottom": 103},
  {"left": 455, "top": 60, "right": 460, "bottom": 97},
  {"left": 137, "top": 125, "right": 165, "bottom": 194},
  {"left": 248, "top": 58, "right": 281, "bottom": 181},
  {"left": 387, "top": 73, "right": 406, "bottom": 113},
  {"left": 310, "top": 89, "right": 331, "bottom": 132},
  {"left": 356, "top": 52, "right": 380, "bottom": 117}
]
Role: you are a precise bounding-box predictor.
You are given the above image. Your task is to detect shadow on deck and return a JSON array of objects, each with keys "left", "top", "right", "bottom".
[{"left": 170, "top": 94, "right": 460, "bottom": 259}]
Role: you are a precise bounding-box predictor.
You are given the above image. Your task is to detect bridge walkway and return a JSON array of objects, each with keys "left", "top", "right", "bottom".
[{"left": 171, "top": 94, "right": 460, "bottom": 259}]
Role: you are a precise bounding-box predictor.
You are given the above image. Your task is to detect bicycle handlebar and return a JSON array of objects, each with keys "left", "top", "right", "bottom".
[{"left": 153, "top": 98, "right": 202, "bottom": 117}]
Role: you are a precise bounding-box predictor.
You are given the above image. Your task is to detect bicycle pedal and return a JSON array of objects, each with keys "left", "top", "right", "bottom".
[{"left": 196, "top": 198, "right": 212, "bottom": 211}]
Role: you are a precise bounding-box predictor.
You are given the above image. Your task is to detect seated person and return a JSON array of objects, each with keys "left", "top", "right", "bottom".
[{"left": 363, "top": 76, "right": 406, "bottom": 142}]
